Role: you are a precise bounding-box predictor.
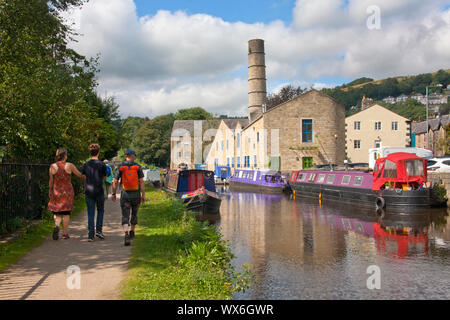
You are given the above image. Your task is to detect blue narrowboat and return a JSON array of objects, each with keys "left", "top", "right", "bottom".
[
  {"left": 163, "top": 169, "right": 222, "bottom": 214},
  {"left": 229, "top": 169, "right": 291, "bottom": 193}
]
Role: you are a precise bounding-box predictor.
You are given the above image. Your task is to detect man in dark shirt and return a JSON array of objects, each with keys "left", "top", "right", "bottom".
[
  {"left": 82, "top": 144, "right": 107, "bottom": 242},
  {"left": 112, "top": 148, "right": 145, "bottom": 246}
]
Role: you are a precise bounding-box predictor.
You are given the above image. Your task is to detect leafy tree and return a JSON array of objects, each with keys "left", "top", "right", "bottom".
[
  {"left": 0, "top": 0, "right": 123, "bottom": 163},
  {"left": 174, "top": 107, "right": 213, "bottom": 120},
  {"left": 0, "top": 0, "right": 105, "bottom": 162},
  {"left": 266, "top": 85, "right": 305, "bottom": 110},
  {"left": 133, "top": 114, "right": 175, "bottom": 167},
  {"left": 119, "top": 116, "right": 148, "bottom": 150}
]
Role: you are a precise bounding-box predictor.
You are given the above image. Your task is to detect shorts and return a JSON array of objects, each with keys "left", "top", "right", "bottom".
[{"left": 120, "top": 197, "right": 140, "bottom": 226}]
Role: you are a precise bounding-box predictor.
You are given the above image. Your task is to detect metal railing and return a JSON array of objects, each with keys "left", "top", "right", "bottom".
[{"left": 0, "top": 159, "right": 84, "bottom": 235}]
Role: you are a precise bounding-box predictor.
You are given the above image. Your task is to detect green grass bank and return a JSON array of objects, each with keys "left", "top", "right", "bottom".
[
  {"left": 0, "top": 195, "right": 86, "bottom": 273},
  {"left": 122, "top": 187, "right": 251, "bottom": 300}
]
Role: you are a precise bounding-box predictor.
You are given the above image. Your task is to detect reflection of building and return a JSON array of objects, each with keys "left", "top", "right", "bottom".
[
  {"left": 412, "top": 114, "right": 450, "bottom": 156},
  {"left": 345, "top": 104, "right": 412, "bottom": 163}
]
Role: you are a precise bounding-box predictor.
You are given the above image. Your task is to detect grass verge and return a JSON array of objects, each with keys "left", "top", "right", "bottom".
[
  {"left": 0, "top": 195, "right": 86, "bottom": 273},
  {"left": 121, "top": 187, "right": 252, "bottom": 300}
]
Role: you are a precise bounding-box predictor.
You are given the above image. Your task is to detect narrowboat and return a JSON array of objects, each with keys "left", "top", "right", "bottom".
[
  {"left": 289, "top": 152, "right": 446, "bottom": 211},
  {"left": 229, "top": 169, "right": 291, "bottom": 194},
  {"left": 163, "top": 169, "right": 222, "bottom": 214}
]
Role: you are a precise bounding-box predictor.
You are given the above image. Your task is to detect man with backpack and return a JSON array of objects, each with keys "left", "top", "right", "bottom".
[{"left": 111, "top": 149, "right": 145, "bottom": 246}]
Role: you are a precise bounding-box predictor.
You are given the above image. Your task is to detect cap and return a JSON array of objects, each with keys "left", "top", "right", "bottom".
[{"left": 125, "top": 148, "right": 136, "bottom": 156}]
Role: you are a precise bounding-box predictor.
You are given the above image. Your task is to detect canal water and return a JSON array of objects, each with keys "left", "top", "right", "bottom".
[{"left": 215, "top": 189, "right": 450, "bottom": 300}]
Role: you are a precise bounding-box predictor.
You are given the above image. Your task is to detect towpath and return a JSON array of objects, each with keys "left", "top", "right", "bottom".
[{"left": 0, "top": 196, "right": 130, "bottom": 300}]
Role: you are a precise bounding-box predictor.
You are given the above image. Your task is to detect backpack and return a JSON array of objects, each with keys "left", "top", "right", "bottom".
[{"left": 120, "top": 164, "right": 140, "bottom": 191}]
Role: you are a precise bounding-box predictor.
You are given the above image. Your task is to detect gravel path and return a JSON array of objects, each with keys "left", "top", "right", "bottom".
[{"left": 0, "top": 196, "right": 131, "bottom": 300}]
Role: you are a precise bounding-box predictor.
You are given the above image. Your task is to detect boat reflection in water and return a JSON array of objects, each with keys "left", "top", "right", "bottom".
[{"left": 217, "top": 190, "right": 450, "bottom": 300}]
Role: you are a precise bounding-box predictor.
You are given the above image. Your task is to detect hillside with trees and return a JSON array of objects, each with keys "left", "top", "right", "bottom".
[{"left": 321, "top": 69, "right": 450, "bottom": 116}]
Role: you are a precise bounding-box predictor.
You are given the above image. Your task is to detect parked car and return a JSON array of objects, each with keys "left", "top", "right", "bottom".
[{"left": 427, "top": 157, "right": 450, "bottom": 173}]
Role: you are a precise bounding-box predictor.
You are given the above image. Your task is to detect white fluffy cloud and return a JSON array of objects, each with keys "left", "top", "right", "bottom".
[{"left": 65, "top": 0, "right": 450, "bottom": 117}]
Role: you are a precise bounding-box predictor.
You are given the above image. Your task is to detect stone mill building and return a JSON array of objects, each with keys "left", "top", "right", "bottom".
[{"left": 171, "top": 39, "right": 346, "bottom": 172}]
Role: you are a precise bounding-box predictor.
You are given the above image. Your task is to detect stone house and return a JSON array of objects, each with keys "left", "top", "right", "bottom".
[{"left": 412, "top": 114, "right": 450, "bottom": 156}]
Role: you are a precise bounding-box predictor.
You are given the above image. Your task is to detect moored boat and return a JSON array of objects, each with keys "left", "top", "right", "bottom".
[
  {"left": 229, "top": 169, "right": 291, "bottom": 194},
  {"left": 163, "top": 169, "right": 222, "bottom": 214},
  {"left": 289, "top": 152, "right": 446, "bottom": 211}
]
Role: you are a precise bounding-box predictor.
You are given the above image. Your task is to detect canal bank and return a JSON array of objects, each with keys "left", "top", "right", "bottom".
[
  {"left": 121, "top": 187, "right": 251, "bottom": 300},
  {"left": 217, "top": 190, "right": 450, "bottom": 300}
]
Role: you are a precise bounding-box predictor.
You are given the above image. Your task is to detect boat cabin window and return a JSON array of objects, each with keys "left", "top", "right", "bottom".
[
  {"left": 298, "top": 173, "right": 306, "bottom": 181},
  {"left": 406, "top": 160, "right": 424, "bottom": 177},
  {"left": 341, "top": 175, "right": 351, "bottom": 185},
  {"left": 317, "top": 174, "right": 326, "bottom": 183},
  {"left": 354, "top": 176, "right": 363, "bottom": 186},
  {"left": 383, "top": 160, "right": 397, "bottom": 178},
  {"left": 271, "top": 176, "right": 278, "bottom": 183},
  {"left": 308, "top": 173, "right": 317, "bottom": 182},
  {"left": 326, "top": 175, "right": 335, "bottom": 184},
  {"left": 248, "top": 173, "right": 254, "bottom": 179},
  {"left": 238, "top": 171, "right": 244, "bottom": 178}
]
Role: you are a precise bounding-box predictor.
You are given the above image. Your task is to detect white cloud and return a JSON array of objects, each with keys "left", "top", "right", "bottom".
[{"left": 65, "top": 0, "right": 450, "bottom": 117}]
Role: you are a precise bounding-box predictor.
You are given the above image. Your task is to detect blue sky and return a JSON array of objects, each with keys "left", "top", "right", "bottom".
[{"left": 133, "top": 0, "right": 297, "bottom": 24}]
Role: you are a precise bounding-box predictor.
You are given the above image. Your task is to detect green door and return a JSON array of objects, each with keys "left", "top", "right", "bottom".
[{"left": 302, "top": 157, "right": 313, "bottom": 169}]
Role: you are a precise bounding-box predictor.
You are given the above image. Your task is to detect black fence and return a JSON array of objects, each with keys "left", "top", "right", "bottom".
[{"left": 0, "top": 159, "right": 84, "bottom": 235}]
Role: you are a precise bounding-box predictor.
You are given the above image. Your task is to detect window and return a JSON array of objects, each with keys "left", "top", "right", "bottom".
[
  {"left": 302, "top": 119, "right": 313, "bottom": 143},
  {"left": 341, "top": 175, "right": 351, "bottom": 185},
  {"left": 254, "top": 155, "right": 257, "bottom": 168},
  {"left": 248, "top": 173, "right": 253, "bottom": 180},
  {"left": 227, "top": 158, "right": 230, "bottom": 166},
  {"left": 298, "top": 174, "right": 306, "bottom": 181},
  {"left": 354, "top": 140, "right": 361, "bottom": 149},
  {"left": 302, "top": 157, "right": 313, "bottom": 169},
  {"left": 317, "top": 174, "right": 326, "bottom": 183},
  {"left": 237, "top": 157, "right": 241, "bottom": 168},
  {"left": 237, "top": 133, "right": 240, "bottom": 148},
  {"left": 392, "top": 122, "right": 398, "bottom": 131},
  {"left": 232, "top": 157, "right": 234, "bottom": 168},
  {"left": 354, "top": 176, "right": 363, "bottom": 186},
  {"left": 383, "top": 160, "right": 397, "bottom": 178},
  {"left": 257, "top": 132, "right": 260, "bottom": 142},
  {"left": 216, "top": 142, "right": 218, "bottom": 151},
  {"left": 354, "top": 121, "right": 361, "bottom": 130},
  {"left": 375, "top": 122, "right": 382, "bottom": 130},
  {"left": 227, "top": 140, "right": 229, "bottom": 150},
  {"left": 221, "top": 141, "right": 224, "bottom": 150},
  {"left": 308, "top": 173, "right": 317, "bottom": 182},
  {"left": 326, "top": 174, "right": 335, "bottom": 184},
  {"left": 406, "top": 160, "right": 424, "bottom": 176},
  {"left": 374, "top": 140, "right": 381, "bottom": 148}
]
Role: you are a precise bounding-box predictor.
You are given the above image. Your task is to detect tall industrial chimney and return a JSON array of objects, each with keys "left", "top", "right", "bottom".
[{"left": 248, "top": 39, "right": 267, "bottom": 123}]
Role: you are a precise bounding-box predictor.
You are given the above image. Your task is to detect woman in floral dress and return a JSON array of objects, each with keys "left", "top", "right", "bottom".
[{"left": 47, "top": 148, "right": 84, "bottom": 240}]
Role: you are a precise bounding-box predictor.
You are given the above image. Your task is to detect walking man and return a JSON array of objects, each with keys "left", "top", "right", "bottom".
[
  {"left": 82, "top": 144, "right": 107, "bottom": 242},
  {"left": 112, "top": 149, "right": 145, "bottom": 246}
]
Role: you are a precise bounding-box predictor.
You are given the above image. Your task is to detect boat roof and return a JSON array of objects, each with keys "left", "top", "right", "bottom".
[{"left": 380, "top": 152, "right": 425, "bottom": 163}]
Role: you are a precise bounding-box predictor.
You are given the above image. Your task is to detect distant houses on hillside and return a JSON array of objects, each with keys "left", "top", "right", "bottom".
[{"left": 382, "top": 92, "right": 448, "bottom": 106}]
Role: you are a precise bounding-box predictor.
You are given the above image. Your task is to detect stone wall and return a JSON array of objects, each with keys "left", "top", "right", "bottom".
[{"left": 428, "top": 172, "right": 450, "bottom": 196}]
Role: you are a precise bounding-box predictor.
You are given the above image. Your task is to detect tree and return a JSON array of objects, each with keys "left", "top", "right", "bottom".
[
  {"left": 266, "top": 85, "right": 305, "bottom": 110},
  {"left": 174, "top": 107, "right": 213, "bottom": 120},
  {"left": 133, "top": 114, "right": 175, "bottom": 167},
  {"left": 0, "top": 0, "right": 123, "bottom": 162},
  {"left": 0, "top": 0, "right": 103, "bottom": 162}
]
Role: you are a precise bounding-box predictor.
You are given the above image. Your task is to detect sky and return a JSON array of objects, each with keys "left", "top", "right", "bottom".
[{"left": 63, "top": 0, "right": 450, "bottom": 118}]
